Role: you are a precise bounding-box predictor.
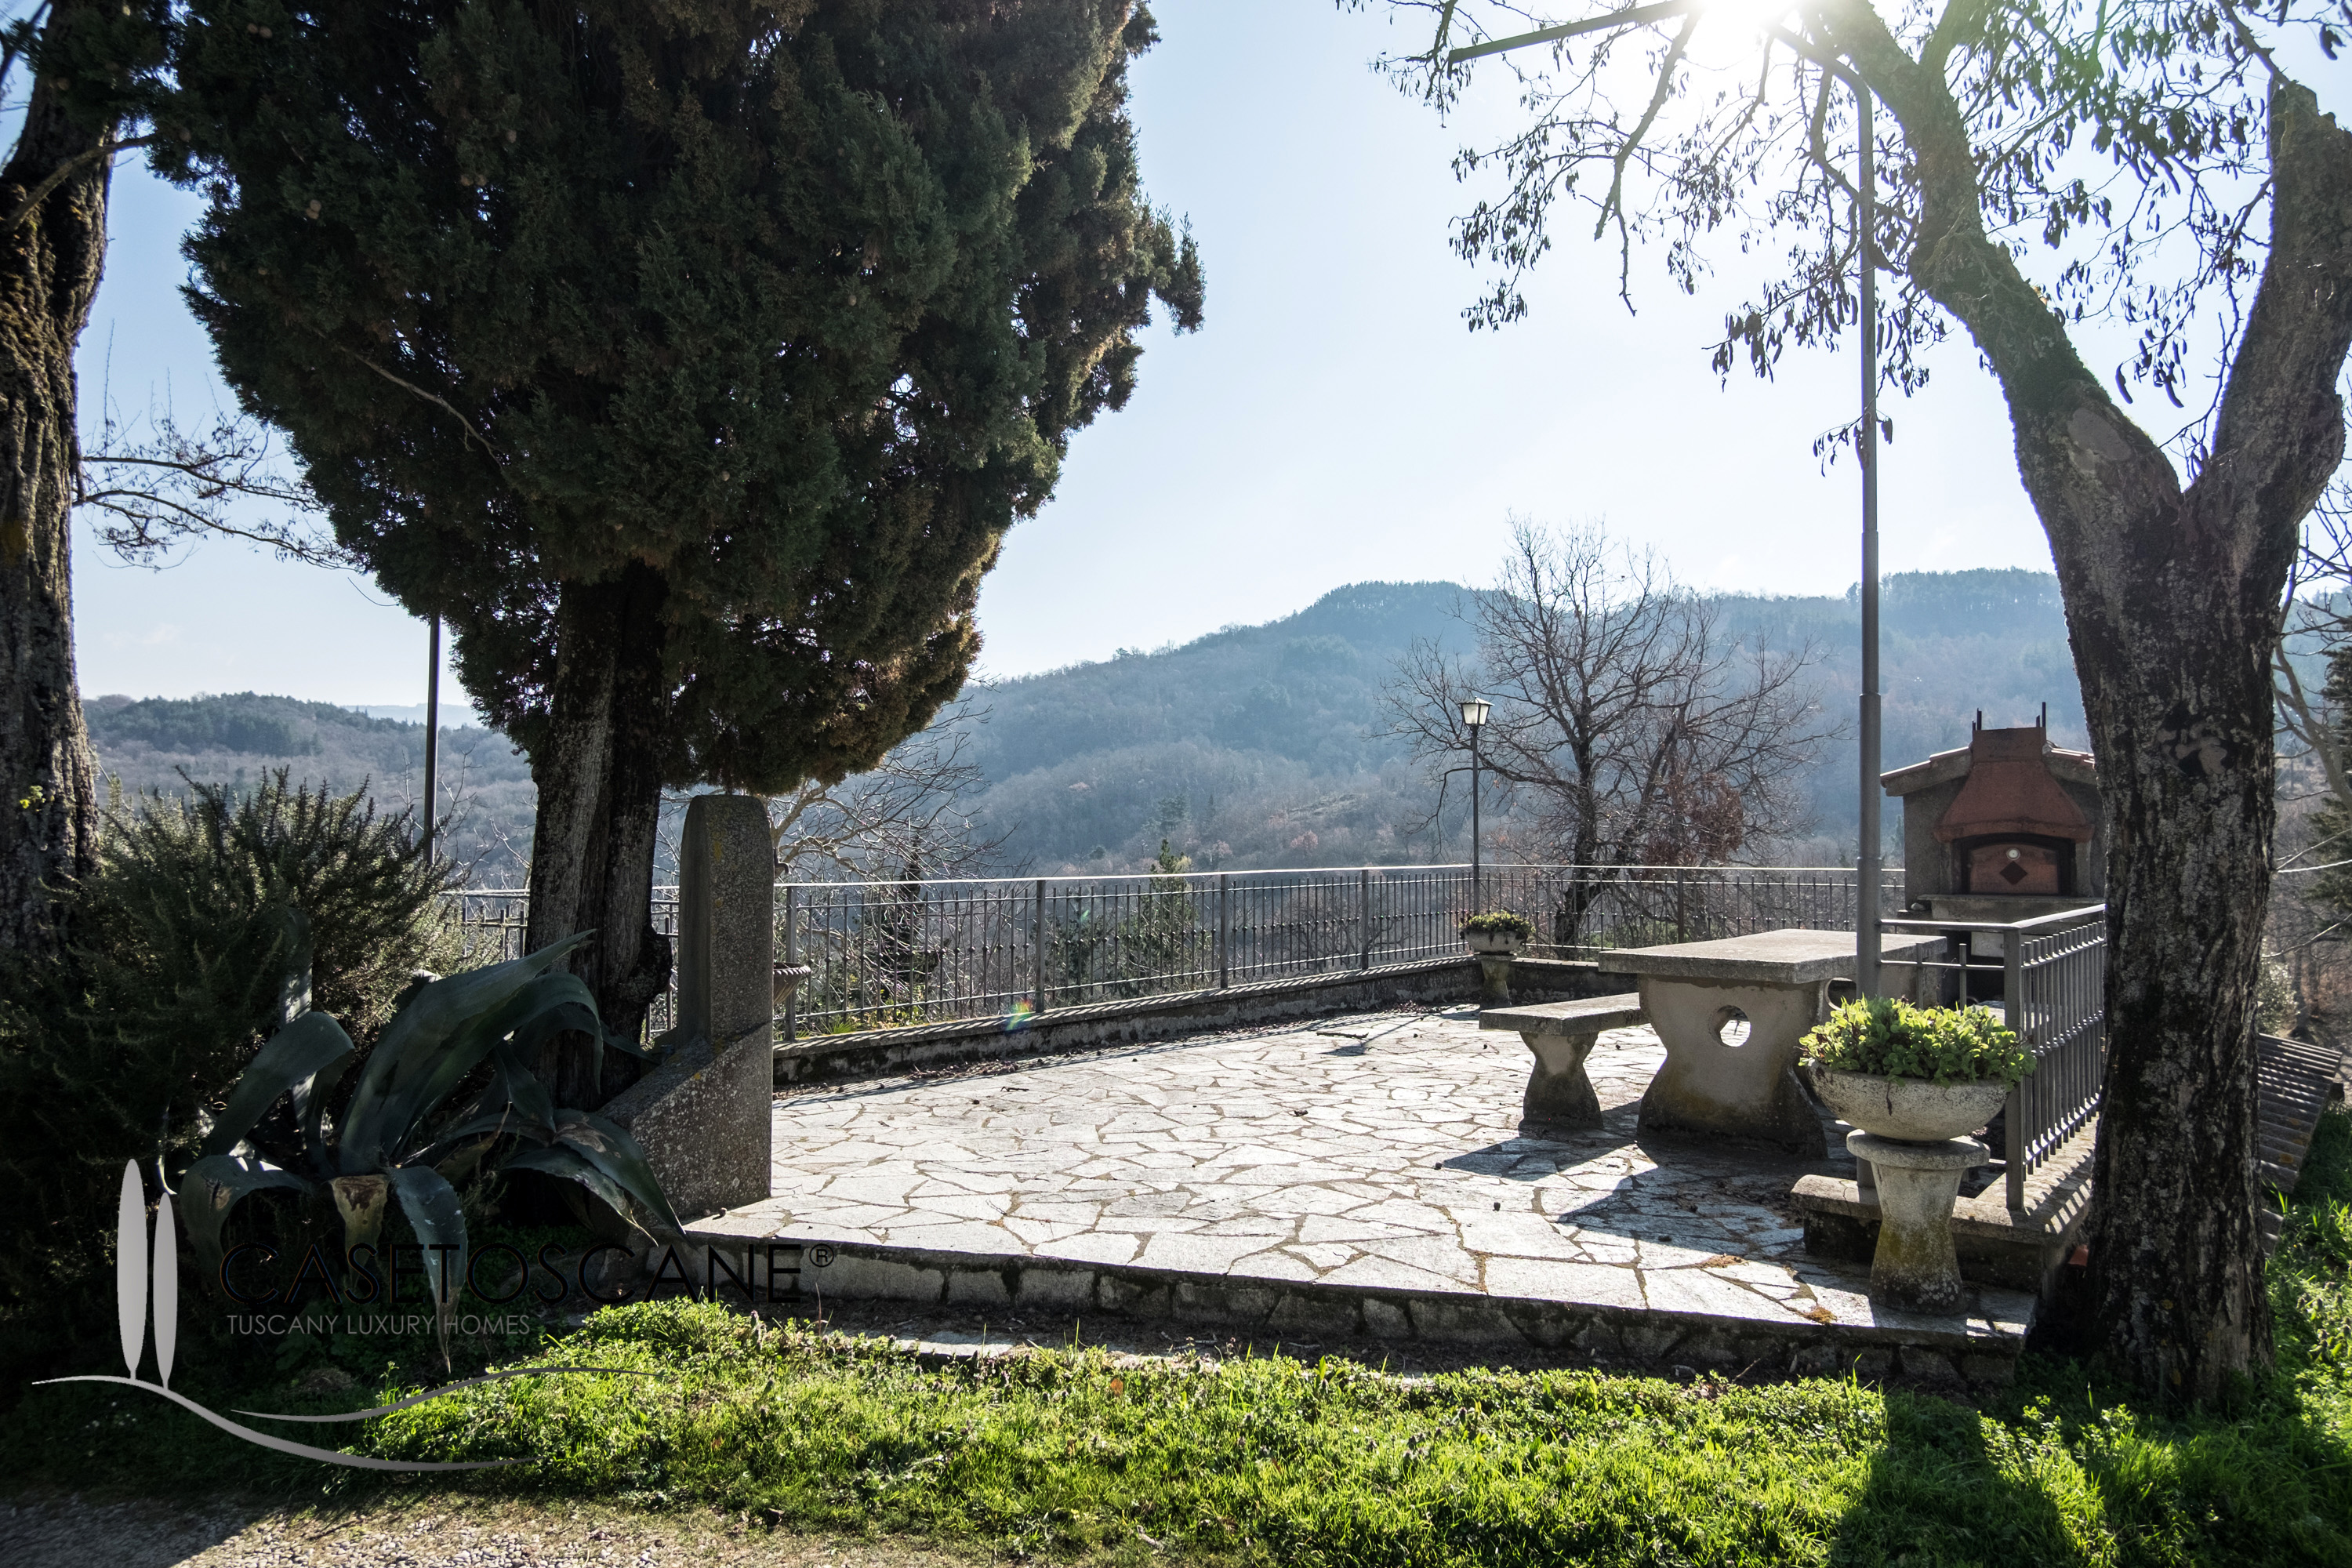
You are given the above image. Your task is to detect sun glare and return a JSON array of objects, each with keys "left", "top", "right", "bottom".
[{"left": 1691, "top": 0, "right": 1798, "bottom": 34}]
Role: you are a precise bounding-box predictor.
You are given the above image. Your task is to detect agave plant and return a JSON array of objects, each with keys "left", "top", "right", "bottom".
[{"left": 176, "top": 931, "right": 681, "bottom": 1338}]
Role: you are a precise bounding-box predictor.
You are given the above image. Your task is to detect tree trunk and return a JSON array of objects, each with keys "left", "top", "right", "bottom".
[
  {"left": 1852, "top": 16, "right": 2352, "bottom": 1397},
  {"left": 0, "top": 34, "right": 111, "bottom": 961},
  {"left": 2065, "top": 553, "right": 2278, "bottom": 1392},
  {"left": 524, "top": 562, "right": 673, "bottom": 1108}
]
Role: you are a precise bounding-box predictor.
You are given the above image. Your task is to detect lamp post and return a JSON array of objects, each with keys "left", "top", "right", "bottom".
[
  {"left": 1461, "top": 697, "right": 1491, "bottom": 907},
  {"left": 1449, "top": 7, "right": 1882, "bottom": 993}
]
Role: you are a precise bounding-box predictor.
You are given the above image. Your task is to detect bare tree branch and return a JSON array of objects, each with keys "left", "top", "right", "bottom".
[
  {"left": 75, "top": 394, "right": 349, "bottom": 568},
  {"left": 2, "top": 129, "right": 162, "bottom": 234},
  {"left": 690, "top": 697, "right": 1011, "bottom": 883},
  {"left": 1382, "top": 518, "right": 1838, "bottom": 937}
]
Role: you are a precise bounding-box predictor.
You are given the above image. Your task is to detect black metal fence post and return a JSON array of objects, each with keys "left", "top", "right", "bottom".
[
  {"left": 2004, "top": 924, "right": 2027, "bottom": 1211},
  {"left": 1033, "top": 878, "right": 1048, "bottom": 1013},
  {"left": 783, "top": 884, "right": 798, "bottom": 1043},
  {"left": 1218, "top": 873, "right": 1230, "bottom": 989}
]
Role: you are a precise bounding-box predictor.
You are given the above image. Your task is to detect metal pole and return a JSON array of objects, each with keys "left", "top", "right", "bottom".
[
  {"left": 421, "top": 616, "right": 441, "bottom": 862},
  {"left": 1470, "top": 726, "right": 1483, "bottom": 911},
  {"left": 2003, "top": 924, "right": 2026, "bottom": 1210},
  {"left": 1032, "top": 878, "right": 1048, "bottom": 1013},
  {"left": 1856, "top": 88, "right": 1882, "bottom": 1000},
  {"left": 783, "top": 884, "right": 798, "bottom": 1044},
  {"left": 1218, "top": 873, "right": 1230, "bottom": 989},
  {"left": 1359, "top": 867, "right": 1372, "bottom": 971}
]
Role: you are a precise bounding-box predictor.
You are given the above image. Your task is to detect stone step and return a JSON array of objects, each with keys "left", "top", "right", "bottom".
[
  {"left": 1792, "top": 1120, "right": 2096, "bottom": 1293},
  {"left": 662, "top": 1223, "right": 2031, "bottom": 1395}
]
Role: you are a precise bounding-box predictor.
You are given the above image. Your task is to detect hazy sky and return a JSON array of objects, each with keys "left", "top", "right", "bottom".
[{"left": 66, "top": 2, "right": 2340, "bottom": 710}]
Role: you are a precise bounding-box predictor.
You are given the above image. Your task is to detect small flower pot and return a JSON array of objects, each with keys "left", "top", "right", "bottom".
[
  {"left": 1462, "top": 930, "right": 1526, "bottom": 958},
  {"left": 1809, "top": 1067, "right": 2009, "bottom": 1143},
  {"left": 772, "top": 962, "right": 814, "bottom": 1005}
]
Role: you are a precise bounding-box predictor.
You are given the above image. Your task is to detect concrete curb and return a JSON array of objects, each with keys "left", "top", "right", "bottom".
[{"left": 662, "top": 1229, "right": 2026, "bottom": 1391}]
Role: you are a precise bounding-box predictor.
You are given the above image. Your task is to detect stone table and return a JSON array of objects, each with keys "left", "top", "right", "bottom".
[{"left": 1606, "top": 929, "right": 1945, "bottom": 1156}]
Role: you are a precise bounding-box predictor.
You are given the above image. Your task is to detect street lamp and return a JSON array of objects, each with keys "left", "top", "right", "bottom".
[
  {"left": 1461, "top": 698, "right": 1491, "bottom": 906},
  {"left": 1447, "top": 7, "right": 1883, "bottom": 994}
]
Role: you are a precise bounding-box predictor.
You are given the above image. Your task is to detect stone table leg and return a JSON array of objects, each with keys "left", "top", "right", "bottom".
[
  {"left": 1847, "top": 1131, "right": 1987, "bottom": 1312},
  {"left": 1635, "top": 976, "right": 1827, "bottom": 1156},
  {"left": 1517, "top": 1028, "right": 1604, "bottom": 1127}
]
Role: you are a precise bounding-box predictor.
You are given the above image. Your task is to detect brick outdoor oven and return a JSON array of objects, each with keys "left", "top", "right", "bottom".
[{"left": 1881, "top": 707, "right": 2104, "bottom": 924}]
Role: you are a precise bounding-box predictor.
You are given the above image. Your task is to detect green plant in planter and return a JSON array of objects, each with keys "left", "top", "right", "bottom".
[
  {"left": 1460, "top": 911, "right": 1534, "bottom": 940},
  {"left": 1800, "top": 996, "right": 2034, "bottom": 1087},
  {"left": 174, "top": 933, "right": 680, "bottom": 1347}
]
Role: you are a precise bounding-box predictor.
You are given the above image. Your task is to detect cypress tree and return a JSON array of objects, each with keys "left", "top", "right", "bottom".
[{"left": 159, "top": 1, "right": 1201, "bottom": 1102}]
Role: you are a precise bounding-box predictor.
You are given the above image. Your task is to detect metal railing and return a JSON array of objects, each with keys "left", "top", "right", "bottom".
[
  {"left": 450, "top": 862, "right": 1906, "bottom": 1042},
  {"left": 445, "top": 887, "right": 683, "bottom": 1039},
  {"left": 1883, "top": 906, "right": 2109, "bottom": 1211},
  {"left": 775, "top": 862, "right": 1899, "bottom": 1038},
  {"left": 1482, "top": 862, "right": 1904, "bottom": 959}
]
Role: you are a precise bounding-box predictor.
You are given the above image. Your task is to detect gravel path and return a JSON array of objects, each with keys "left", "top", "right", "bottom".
[{"left": 2, "top": 1494, "right": 989, "bottom": 1567}]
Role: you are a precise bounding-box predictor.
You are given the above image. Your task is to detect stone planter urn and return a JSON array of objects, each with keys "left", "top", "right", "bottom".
[
  {"left": 1462, "top": 928, "right": 1526, "bottom": 1007},
  {"left": 1810, "top": 1068, "right": 2008, "bottom": 1313},
  {"left": 1810, "top": 1069, "right": 2008, "bottom": 1143}
]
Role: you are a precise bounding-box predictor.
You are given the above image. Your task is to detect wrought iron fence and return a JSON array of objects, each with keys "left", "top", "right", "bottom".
[
  {"left": 451, "top": 863, "right": 1905, "bottom": 1041},
  {"left": 1479, "top": 863, "right": 1904, "bottom": 959},
  {"left": 447, "top": 889, "right": 530, "bottom": 967},
  {"left": 445, "top": 887, "right": 682, "bottom": 1039},
  {"left": 1883, "top": 906, "right": 2109, "bottom": 1211},
  {"left": 771, "top": 862, "right": 1903, "bottom": 1038}
]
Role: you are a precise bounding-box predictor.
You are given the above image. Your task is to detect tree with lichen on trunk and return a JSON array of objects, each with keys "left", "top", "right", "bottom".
[
  {"left": 1368, "top": 0, "right": 2352, "bottom": 1400},
  {"left": 157, "top": 1, "right": 1203, "bottom": 1107},
  {"left": 0, "top": 1, "right": 169, "bottom": 960}
]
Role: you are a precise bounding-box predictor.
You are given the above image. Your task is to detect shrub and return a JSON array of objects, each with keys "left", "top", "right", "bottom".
[
  {"left": 77, "top": 769, "right": 463, "bottom": 1051},
  {"left": 1799, "top": 996, "right": 2034, "bottom": 1087},
  {"left": 0, "top": 771, "right": 458, "bottom": 1388},
  {"left": 1460, "top": 910, "right": 1534, "bottom": 939},
  {"left": 180, "top": 933, "right": 673, "bottom": 1362}
]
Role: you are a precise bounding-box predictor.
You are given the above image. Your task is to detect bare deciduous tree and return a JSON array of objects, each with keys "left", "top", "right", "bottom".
[
  {"left": 76, "top": 393, "right": 347, "bottom": 568},
  {"left": 659, "top": 699, "right": 1009, "bottom": 885},
  {"left": 1386, "top": 521, "right": 1835, "bottom": 937}
]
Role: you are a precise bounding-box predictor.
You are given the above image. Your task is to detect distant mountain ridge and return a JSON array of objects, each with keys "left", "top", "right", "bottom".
[
  {"left": 85, "top": 691, "right": 533, "bottom": 884},
  {"left": 85, "top": 569, "right": 2188, "bottom": 883},
  {"left": 951, "top": 569, "right": 2097, "bottom": 872}
]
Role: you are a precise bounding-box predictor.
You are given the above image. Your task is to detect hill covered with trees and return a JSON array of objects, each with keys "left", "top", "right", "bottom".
[
  {"left": 952, "top": 568, "right": 2096, "bottom": 873},
  {"left": 86, "top": 568, "right": 2154, "bottom": 882},
  {"left": 85, "top": 693, "right": 534, "bottom": 884}
]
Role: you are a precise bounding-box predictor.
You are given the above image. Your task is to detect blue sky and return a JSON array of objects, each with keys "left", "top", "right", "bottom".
[{"left": 67, "top": 1, "right": 2335, "bottom": 710}]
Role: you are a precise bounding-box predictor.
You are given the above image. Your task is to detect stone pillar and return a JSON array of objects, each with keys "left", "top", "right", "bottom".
[
  {"left": 1847, "top": 1130, "right": 1986, "bottom": 1312},
  {"left": 604, "top": 794, "right": 775, "bottom": 1225}
]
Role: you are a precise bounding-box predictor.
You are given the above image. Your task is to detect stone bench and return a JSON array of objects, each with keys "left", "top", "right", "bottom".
[{"left": 1479, "top": 993, "right": 1647, "bottom": 1128}]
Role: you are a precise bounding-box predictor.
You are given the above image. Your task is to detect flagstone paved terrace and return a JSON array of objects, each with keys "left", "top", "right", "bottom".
[{"left": 688, "top": 1004, "right": 2034, "bottom": 1385}]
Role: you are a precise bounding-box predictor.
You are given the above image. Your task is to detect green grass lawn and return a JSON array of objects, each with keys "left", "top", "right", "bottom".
[{"left": 12, "top": 1109, "right": 2350, "bottom": 1566}]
